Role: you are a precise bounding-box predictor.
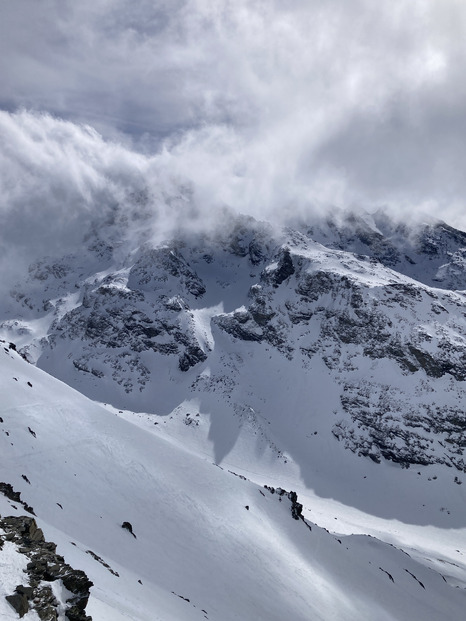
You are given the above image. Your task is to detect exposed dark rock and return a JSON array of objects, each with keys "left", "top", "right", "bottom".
[
  {"left": 404, "top": 569, "right": 425, "bottom": 589},
  {"left": 5, "top": 592, "right": 29, "bottom": 617},
  {"left": 248, "top": 239, "right": 266, "bottom": 265},
  {"left": 72, "top": 359, "right": 104, "bottom": 378},
  {"left": 0, "top": 516, "right": 93, "bottom": 621},
  {"left": 86, "top": 550, "right": 119, "bottom": 577},
  {"left": 128, "top": 246, "right": 206, "bottom": 298},
  {"left": 179, "top": 345, "right": 208, "bottom": 372},
  {"left": 16, "top": 585, "right": 34, "bottom": 598},
  {"left": 229, "top": 229, "right": 250, "bottom": 257},
  {"left": 121, "top": 521, "right": 136, "bottom": 538},
  {"left": 408, "top": 345, "right": 466, "bottom": 381},
  {"left": 334, "top": 381, "right": 466, "bottom": 471},
  {"left": 270, "top": 248, "right": 295, "bottom": 287},
  {"left": 296, "top": 271, "right": 343, "bottom": 302},
  {"left": 287, "top": 491, "right": 303, "bottom": 520},
  {"left": 379, "top": 567, "right": 394, "bottom": 583},
  {"left": 0, "top": 482, "right": 21, "bottom": 503},
  {"left": 0, "top": 482, "right": 35, "bottom": 515},
  {"left": 265, "top": 486, "right": 306, "bottom": 522},
  {"left": 213, "top": 312, "right": 263, "bottom": 343}
]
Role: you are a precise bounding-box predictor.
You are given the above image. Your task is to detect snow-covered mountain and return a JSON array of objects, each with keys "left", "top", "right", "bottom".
[{"left": 2, "top": 209, "right": 466, "bottom": 620}]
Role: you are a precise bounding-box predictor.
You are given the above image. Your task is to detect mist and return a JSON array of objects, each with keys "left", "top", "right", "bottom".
[{"left": 2, "top": 0, "right": 466, "bottom": 284}]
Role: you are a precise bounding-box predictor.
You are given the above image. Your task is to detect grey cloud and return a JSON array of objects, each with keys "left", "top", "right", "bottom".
[
  {"left": 1, "top": 0, "right": 466, "bottom": 247},
  {"left": 0, "top": 0, "right": 195, "bottom": 140},
  {"left": 0, "top": 110, "right": 216, "bottom": 276}
]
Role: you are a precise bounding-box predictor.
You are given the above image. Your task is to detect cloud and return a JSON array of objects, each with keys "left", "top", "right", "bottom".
[
  {"left": 2, "top": 0, "right": 466, "bottom": 273},
  {"left": 0, "top": 110, "right": 190, "bottom": 266}
]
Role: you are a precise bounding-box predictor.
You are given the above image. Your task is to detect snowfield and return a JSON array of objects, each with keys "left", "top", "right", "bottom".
[
  {"left": 2, "top": 211, "right": 466, "bottom": 619},
  {"left": 1, "top": 342, "right": 466, "bottom": 620}
]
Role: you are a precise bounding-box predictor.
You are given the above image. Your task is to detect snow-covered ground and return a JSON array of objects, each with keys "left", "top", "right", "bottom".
[
  {"left": 2, "top": 213, "right": 466, "bottom": 619},
  {"left": 1, "top": 342, "right": 466, "bottom": 620},
  {"left": 0, "top": 539, "right": 40, "bottom": 620}
]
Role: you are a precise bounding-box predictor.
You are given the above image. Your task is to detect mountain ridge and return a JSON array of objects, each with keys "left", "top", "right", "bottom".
[
  {"left": 2, "top": 209, "right": 466, "bottom": 619},
  {"left": 4, "top": 211, "right": 466, "bottom": 471}
]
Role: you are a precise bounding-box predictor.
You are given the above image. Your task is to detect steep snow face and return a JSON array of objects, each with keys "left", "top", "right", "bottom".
[
  {"left": 3, "top": 214, "right": 466, "bottom": 476},
  {"left": 1, "top": 344, "right": 466, "bottom": 621}
]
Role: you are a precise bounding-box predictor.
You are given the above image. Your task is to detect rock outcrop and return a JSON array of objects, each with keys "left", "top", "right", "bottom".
[{"left": 0, "top": 515, "right": 93, "bottom": 621}]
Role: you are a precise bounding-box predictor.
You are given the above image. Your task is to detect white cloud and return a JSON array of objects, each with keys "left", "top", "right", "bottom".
[{"left": 2, "top": 0, "right": 466, "bottom": 270}]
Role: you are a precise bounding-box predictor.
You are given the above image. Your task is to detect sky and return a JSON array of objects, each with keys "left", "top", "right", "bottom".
[{"left": 1, "top": 0, "right": 466, "bottom": 276}]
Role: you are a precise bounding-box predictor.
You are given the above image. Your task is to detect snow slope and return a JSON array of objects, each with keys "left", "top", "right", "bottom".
[
  {"left": 1, "top": 343, "right": 466, "bottom": 620},
  {"left": 2, "top": 212, "right": 466, "bottom": 619}
]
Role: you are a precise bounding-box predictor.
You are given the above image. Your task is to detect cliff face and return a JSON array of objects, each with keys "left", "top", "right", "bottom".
[{"left": 3, "top": 212, "right": 466, "bottom": 473}]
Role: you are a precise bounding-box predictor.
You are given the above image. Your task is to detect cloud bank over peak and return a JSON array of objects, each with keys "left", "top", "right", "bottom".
[
  {"left": 2, "top": 0, "right": 466, "bottom": 277},
  {"left": 0, "top": 111, "right": 190, "bottom": 274}
]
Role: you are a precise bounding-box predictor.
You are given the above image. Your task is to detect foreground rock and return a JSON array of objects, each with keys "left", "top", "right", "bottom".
[{"left": 0, "top": 515, "right": 93, "bottom": 620}]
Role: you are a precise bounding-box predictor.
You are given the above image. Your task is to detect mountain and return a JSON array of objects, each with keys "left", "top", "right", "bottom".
[{"left": 1, "top": 209, "right": 466, "bottom": 619}]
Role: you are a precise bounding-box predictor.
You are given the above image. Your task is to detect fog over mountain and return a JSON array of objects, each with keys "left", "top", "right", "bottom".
[
  {"left": 2, "top": 3, "right": 466, "bottom": 621},
  {"left": 2, "top": 0, "right": 466, "bottom": 263}
]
